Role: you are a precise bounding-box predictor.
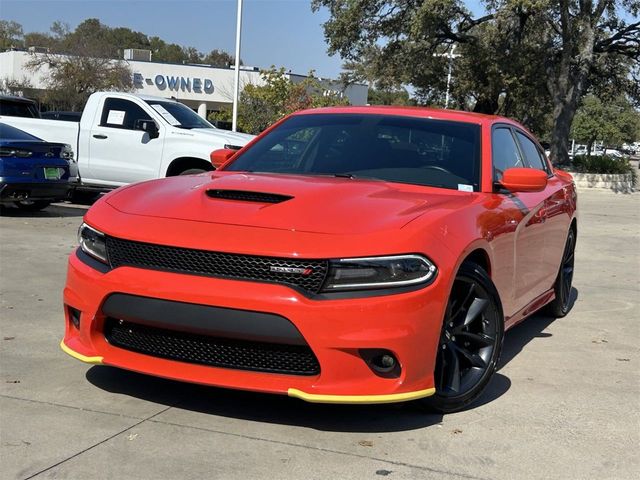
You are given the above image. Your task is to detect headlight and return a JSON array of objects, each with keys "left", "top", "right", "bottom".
[
  {"left": 78, "top": 223, "right": 108, "bottom": 264},
  {"left": 321, "top": 254, "right": 437, "bottom": 291}
]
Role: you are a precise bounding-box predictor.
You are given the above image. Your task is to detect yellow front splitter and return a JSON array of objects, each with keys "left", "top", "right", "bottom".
[
  {"left": 60, "top": 340, "right": 104, "bottom": 365},
  {"left": 287, "top": 387, "right": 435, "bottom": 405}
]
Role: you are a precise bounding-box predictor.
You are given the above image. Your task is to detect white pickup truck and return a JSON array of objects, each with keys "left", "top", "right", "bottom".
[{"left": 0, "top": 92, "right": 254, "bottom": 194}]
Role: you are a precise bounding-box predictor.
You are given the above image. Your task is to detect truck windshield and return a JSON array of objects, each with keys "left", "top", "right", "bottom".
[
  {"left": 145, "top": 101, "right": 213, "bottom": 129},
  {"left": 225, "top": 113, "right": 481, "bottom": 191}
]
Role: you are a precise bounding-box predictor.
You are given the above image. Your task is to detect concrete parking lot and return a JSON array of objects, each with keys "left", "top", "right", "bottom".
[{"left": 1, "top": 189, "right": 638, "bottom": 480}]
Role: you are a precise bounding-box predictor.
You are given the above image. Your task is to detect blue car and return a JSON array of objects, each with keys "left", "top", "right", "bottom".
[{"left": 0, "top": 123, "right": 75, "bottom": 211}]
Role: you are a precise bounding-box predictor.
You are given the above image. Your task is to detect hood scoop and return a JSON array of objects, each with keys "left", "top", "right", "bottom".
[{"left": 205, "top": 189, "right": 293, "bottom": 204}]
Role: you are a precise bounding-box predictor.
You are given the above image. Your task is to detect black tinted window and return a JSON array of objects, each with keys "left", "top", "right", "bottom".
[
  {"left": 0, "top": 99, "right": 39, "bottom": 118},
  {"left": 515, "top": 131, "right": 548, "bottom": 172},
  {"left": 492, "top": 128, "right": 523, "bottom": 181},
  {"left": 227, "top": 114, "right": 481, "bottom": 191},
  {"left": 100, "top": 98, "right": 152, "bottom": 130}
]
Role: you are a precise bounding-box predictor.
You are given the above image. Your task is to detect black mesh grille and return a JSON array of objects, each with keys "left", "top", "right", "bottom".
[
  {"left": 206, "top": 189, "right": 293, "bottom": 204},
  {"left": 104, "top": 319, "right": 320, "bottom": 376},
  {"left": 106, "top": 237, "right": 328, "bottom": 294}
]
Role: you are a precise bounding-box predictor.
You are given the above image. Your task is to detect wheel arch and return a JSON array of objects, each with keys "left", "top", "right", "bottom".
[
  {"left": 165, "top": 157, "right": 213, "bottom": 177},
  {"left": 462, "top": 248, "right": 492, "bottom": 277}
]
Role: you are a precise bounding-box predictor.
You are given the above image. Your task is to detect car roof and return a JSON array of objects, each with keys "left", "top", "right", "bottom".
[
  {"left": 0, "top": 94, "right": 37, "bottom": 105},
  {"left": 294, "top": 105, "right": 521, "bottom": 127},
  {"left": 96, "top": 91, "right": 177, "bottom": 103}
]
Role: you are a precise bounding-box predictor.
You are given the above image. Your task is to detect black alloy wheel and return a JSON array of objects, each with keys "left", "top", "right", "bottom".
[
  {"left": 421, "top": 262, "right": 503, "bottom": 413},
  {"left": 545, "top": 228, "right": 576, "bottom": 317}
]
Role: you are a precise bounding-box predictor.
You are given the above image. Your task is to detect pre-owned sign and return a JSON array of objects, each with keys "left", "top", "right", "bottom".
[{"left": 133, "top": 73, "right": 214, "bottom": 94}]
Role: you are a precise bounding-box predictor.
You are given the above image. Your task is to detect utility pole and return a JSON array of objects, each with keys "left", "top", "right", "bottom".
[
  {"left": 232, "top": 0, "right": 243, "bottom": 132},
  {"left": 433, "top": 44, "right": 461, "bottom": 109}
]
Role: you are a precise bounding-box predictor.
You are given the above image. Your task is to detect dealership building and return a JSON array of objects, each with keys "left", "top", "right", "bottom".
[{"left": 0, "top": 49, "right": 368, "bottom": 117}]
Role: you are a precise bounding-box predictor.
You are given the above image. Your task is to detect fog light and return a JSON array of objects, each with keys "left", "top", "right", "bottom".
[
  {"left": 372, "top": 354, "right": 396, "bottom": 373},
  {"left": 360, "top": 349, "right": 400, "bottom": 377},
  {"left": 68, "top": 306, "right": 81, "bottom": 330}
]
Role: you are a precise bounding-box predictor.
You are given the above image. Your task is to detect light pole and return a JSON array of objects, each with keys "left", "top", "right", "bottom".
[
  {"left": 433, "top": 44, "right": 461, "bottom": 109},
  {"left": 232, "top": 0, "right": 243, "bottom": 132}
]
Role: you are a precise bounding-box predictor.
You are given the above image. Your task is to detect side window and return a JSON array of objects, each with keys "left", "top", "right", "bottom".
[
  {"left": 492, "top": 127, "right": 523, "bottom": 181},
  {"left": 515, "top": 131, "right": 548, "bottom": 173},
  {"left": 100, "top": 98, "right": 152, "bottom": 130}
]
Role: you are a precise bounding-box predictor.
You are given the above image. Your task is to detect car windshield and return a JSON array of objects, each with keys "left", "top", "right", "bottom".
[
  {"left": 225, "top": 113, "right": 481, "bottom": 191},
  {"left": 144, "top": 100, "right": 214, "bottom": 129}
]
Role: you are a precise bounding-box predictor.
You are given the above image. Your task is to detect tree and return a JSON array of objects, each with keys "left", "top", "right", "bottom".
[
  {"left": 210, "top": 67, "right": 349, "bottom": 134},
  {"left": 571, "top": 95, "right": 640, "bottom": 152},
  {"left": 25, "top": 20, "right": 134, "bottom": 110},
  {"left": 312, "top": 0, "right": 640, "bottom": 163},
  {"left": 367, "top": 86, "right": 415, "bottom": 105},
  {"left": 0, "top": 20, "right": 23, "bottom": 49},
  {"left": 202, "top": 49, "right": 238, "bottom": 67}
]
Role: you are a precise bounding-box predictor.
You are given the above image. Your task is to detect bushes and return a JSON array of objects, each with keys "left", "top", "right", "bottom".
[{"left": 572, "top": 155, "right": 637, "bottom": 186}]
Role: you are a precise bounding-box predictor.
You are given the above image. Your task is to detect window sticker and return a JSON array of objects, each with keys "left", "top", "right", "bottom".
[
  {"left": 106, "top": 110, "right": 125, "bottom": 125},
  {"left": 458, "top": 184, "right": 474, "bottom": 192},
  {"left": 150, "top": 104, "right": 181, "bottom": 126}
]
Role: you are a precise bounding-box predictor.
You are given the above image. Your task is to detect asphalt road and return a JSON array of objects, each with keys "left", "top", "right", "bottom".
[{"left": 1, "top": 189, "right": 638, "bottom": 480}]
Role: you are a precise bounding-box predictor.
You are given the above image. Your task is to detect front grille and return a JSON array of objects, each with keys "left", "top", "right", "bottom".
[
  {"left": 106, "top": 237, "right": 328, "bottom": 294},
  {"left": 104, "top": 319, "right": 320, "bottom": 376}
]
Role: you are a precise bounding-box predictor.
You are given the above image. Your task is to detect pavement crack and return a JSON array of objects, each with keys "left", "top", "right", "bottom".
[
  {"left": 22, "top": 405, "right": 174, "bottom": 480},
  {"left": 147, "top": 418, "right": 489, "bottom": 480},
  {"left": 0, "top": 394, "right": 144, "bottom": 421}
]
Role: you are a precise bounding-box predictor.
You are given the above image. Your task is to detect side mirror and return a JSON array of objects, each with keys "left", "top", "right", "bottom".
[
  {"left": 499, "top": 167, "right": 548, "bottom": 192},
  {"left": 135, "top": 119, "right": 159, "bottom": 139},
  {"left": 210, "top": 148, "right": 237, "bottom": 169}
]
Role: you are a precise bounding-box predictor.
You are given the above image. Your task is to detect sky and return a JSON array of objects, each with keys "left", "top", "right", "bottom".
[{"left": 0, "top": 0, "right": 349, "bottom": 78}]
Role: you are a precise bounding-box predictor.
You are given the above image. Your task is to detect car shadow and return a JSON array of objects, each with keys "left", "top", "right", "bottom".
[
  {"left": 84, "top": 289, "right": 577, "bottom": 428},
  {"left": 86, "top": 366, "right": 446, "bottom": 432},
  {"left": 498, "top": 287, "right": 579, "bottom": 370},
  {"left": 0, "top": 203, "right": 87, "bottom": 218}
]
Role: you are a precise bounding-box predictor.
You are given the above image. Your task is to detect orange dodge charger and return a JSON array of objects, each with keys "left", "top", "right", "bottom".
[{"left": 62, "top": 107, "right": 577, "bottom": 412}]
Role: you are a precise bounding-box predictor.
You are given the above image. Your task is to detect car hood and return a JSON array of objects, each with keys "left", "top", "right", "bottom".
[
  {"left": 189, "top": 128, "right": 255, "bottom": 147},
  {"left": 105, "top": 172, "right": 474, "bottom": 235}
]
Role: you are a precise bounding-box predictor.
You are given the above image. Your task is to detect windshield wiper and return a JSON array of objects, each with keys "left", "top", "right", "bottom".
[{"left": 333, "top": 173, "right": 356, "bottom": 179}]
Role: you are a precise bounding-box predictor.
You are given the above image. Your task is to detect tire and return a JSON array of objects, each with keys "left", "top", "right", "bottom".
[
  {"left": 419, "top": 262, "right": 504, "bottom": 413},
  {"left": 70, "top": 190, "right": 100, "bottom": 205},
  {"left": 179, "top": 168, "right": 207, "bottom": 175},
  {"left": 13, "top": 200, "right": 51, "bottom": 212},
  {"left": 544, "top": 228, "right": 576, "bottom": 318}
]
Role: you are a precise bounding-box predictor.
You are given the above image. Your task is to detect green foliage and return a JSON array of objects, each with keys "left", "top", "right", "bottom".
[
  {"left": 0, "top": 20, "right": 23, "bottom": 50},
  {"left": 572, "top": 95, "right": 640, "bottom": 151},
  {"left": 367, "top": 87, "right": 415, "bottom": 105},
  {"left": 210, "top": 67, "right": 350, "bottom": 135},
  {"left": 572, "top": 154, "right": 638, "bottom": 187},
  {"left": 9, "top": 19, "right": 239, "bottom": 66}
]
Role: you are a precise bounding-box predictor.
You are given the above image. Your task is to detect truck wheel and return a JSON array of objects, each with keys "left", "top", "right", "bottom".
[
  {"left": 70, "top": 190, "right": 100, "bottom": 205},
  {"left": 14, "top": 200, "right": 51, "bottom": 212},
  {"left": 179, "top": 168, "right": 206, "bottom": 175}
]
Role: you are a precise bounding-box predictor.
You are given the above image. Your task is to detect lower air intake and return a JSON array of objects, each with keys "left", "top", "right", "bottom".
[{"left": 104, "top": 319, "right": 320, "bottom": 376}]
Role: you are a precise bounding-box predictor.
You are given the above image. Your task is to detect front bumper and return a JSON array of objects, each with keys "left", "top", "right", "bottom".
[{"left": 62, "top": 249, "right": 447, "bottom": 404}]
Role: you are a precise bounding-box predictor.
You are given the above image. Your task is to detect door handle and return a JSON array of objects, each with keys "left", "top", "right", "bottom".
[{"left": 92, "top": 134, "right": 108, "bottom": 139}]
